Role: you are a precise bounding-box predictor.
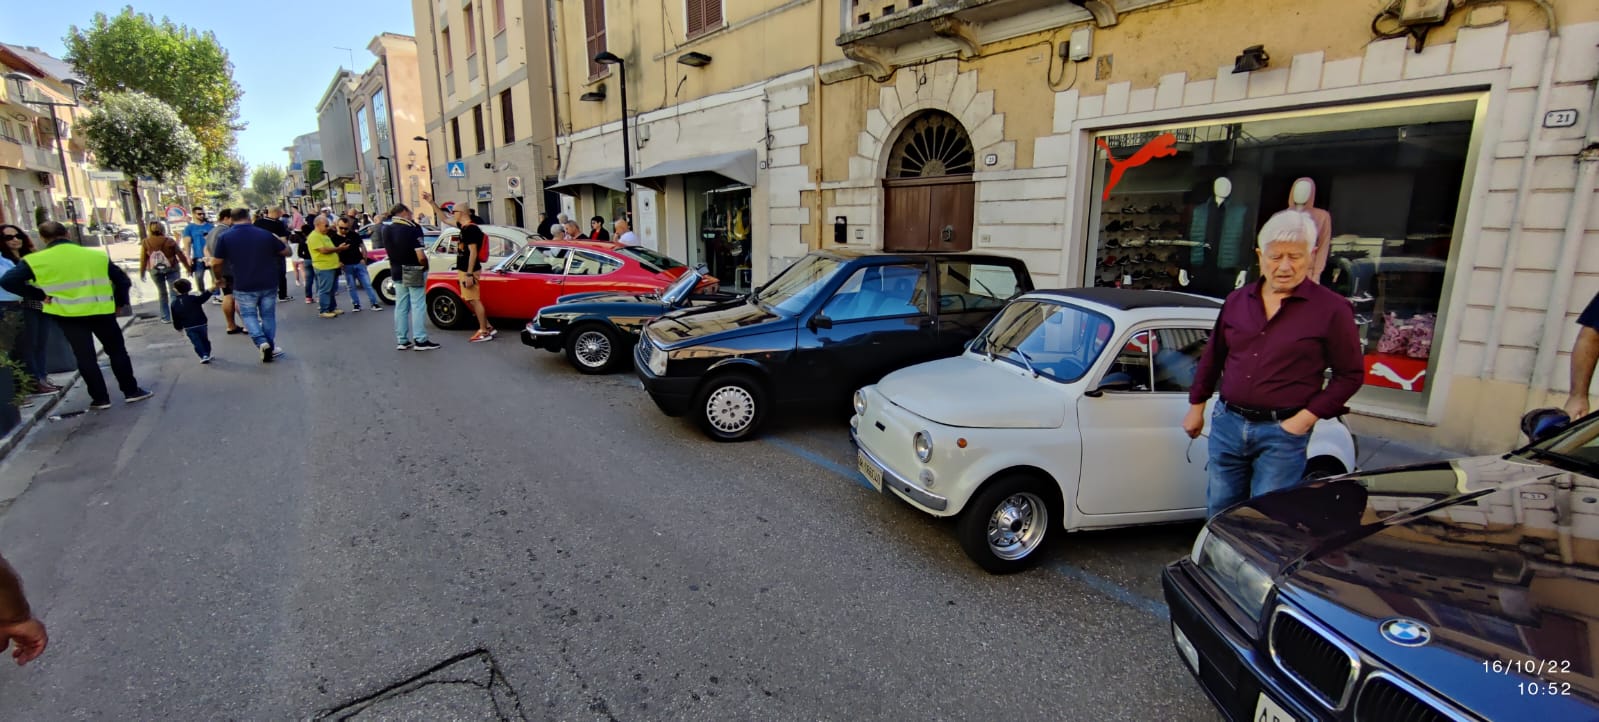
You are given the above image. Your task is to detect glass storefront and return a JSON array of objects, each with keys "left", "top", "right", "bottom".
[
  {"left": 1086, "top": 95, "right": 1483, "bottom": 409},
  {"left": 683, "top": 175, "right": 753, "bottom": 293}
]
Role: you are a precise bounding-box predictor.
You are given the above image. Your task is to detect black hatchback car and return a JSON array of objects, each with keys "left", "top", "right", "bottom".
[
  {"left": 1163, "top": 412, "right": 1599, "bottom": 721},
  {"left": 522, "top": 268, "right": 735, "bottom": 374},
  {"left": 634, "top": 249, "right": 1033, "bottom": 441}
]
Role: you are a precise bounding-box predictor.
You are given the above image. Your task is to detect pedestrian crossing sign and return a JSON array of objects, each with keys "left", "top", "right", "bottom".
[{"left": 447, "top": 161, "right": 467, "bottom": 178}]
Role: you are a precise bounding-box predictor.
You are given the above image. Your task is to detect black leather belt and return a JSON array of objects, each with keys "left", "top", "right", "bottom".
[{"left": 1223, "top": 401, "right": 1301, "bottom": 423}]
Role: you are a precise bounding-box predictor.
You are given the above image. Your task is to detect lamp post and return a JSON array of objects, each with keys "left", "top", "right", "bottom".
[
  {"left": 6, "top": 72, "right": 87, "bottom": 241},
  {"left": 376, "top": 154, "right": 397, "bottom": 210},
  {"left": 592, "top": 52, "right": 632, "bottom": 223},
  {"left": 412, "top": 135, "right": 436, "bottom": 210}
]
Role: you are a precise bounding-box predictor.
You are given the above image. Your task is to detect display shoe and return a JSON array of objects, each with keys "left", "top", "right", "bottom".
[{"left": 1104, "top": 220, "right": 1124, "bottom": 232}]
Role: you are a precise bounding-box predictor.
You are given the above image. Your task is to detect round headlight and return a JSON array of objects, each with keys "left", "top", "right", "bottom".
[
  {"left": 913, "top": 430, "right": 933, "bottom": 462},
  {"left": 853, "top": 389, "right": 867, "bottom": 416}
]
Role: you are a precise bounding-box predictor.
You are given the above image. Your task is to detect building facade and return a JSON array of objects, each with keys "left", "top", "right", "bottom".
[
  {"left": 282, "top": 131, "right": 322, "bottom": 210},
  {"left": 551, "top": 0, "right": 1599, "bottom": 453},
  {"left": 410, "top": 0, "right": 560, "bottom": 228},
  {"left": 315, "top": 69, "right": 360, "bottom": 210},
  {"left": 346, "top": 34, "right": 432, "bottom": 216}
]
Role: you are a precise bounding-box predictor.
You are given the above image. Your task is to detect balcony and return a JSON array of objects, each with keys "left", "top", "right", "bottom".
[
  {"left": 23, "top": 142, "right": 61, "bottom": 173},
  {"left": 838, "top": 0, "right": 1132, "bottom": 78},
  {"left": 0, "top": 82, "right": 46, "bottom": 119},
  {"left": 0, "top": 137, "right": 23, "bottom": 171}
]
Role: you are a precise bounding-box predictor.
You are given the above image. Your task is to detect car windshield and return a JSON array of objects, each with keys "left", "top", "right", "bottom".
[
  {"left": 1518, "top": 413, "right": 1599, "bottom": 475},
  {"left": 616, "top": 246, "right": 687, "bottom": 274},
  {"left": 968, "top": 299, "right": 1115, "bottom": 383},
  {"left": 752, "top": 254, "right": 841, "bottom": 315}
]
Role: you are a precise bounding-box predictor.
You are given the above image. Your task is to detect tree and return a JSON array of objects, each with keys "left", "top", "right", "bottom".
[
  {"left": 64, "top": 8, "right": 243, "bottom": 158},
  {"left": 243, "top": 164, "right": 286, "bottom": 208},
  {"left": 77, "top": 91, "right": 200, "bottom": 238}
]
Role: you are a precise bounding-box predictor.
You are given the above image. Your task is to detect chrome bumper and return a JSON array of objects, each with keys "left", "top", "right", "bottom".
[
  {"left": 851, "top": 428, "right": 948, "bottom": 512},
  {"left": 523, "top": 323, "right": 560, "bottom": 336}
]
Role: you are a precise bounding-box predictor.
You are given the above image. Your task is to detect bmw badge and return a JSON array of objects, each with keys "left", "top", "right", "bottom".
[{"left": 1379, "top": 618, "right": 1432, "bottom": 647}]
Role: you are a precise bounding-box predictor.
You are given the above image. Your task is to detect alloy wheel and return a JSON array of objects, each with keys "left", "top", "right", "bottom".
[{"left": 986, "top": 492, "right": 1049, "bottom": 561}]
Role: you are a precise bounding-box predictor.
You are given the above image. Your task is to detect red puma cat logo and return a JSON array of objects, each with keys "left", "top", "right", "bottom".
[{"left": 1097, "top": 133, "right": 1178, "bottom": 200}]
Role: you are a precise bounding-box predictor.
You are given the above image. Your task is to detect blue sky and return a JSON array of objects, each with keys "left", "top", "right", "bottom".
[{"left": 5, "top": 0, "right": 414, "bottom": 174}]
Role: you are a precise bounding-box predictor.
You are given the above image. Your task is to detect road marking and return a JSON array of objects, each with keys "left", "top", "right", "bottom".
[{"left": 762, "top": 434, "right": 1171, "bottom": 620}]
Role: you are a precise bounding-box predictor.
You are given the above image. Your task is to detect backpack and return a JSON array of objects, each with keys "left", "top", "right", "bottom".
[
  {"left": 148, "top": 246, "right": 171, "bottom": 274},
  {"left": 476, "top": 233, "right": 490, "bottom": 263}
]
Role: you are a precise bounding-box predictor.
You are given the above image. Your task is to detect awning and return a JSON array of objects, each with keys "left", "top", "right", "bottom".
[
  {"left": 626, "top": 150, "right": 757, "bottom": 192},
  {"left": 546, "top": 168, "right": 627, "bottom": 197}
]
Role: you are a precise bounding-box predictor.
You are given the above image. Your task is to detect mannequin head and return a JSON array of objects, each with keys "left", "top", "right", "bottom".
[
  {"left": 1291, "top": 178, "right": 1314, "bottom": 206},
  {"left": 1213, "top": 177, "right": 1232, "bottom": 203}
]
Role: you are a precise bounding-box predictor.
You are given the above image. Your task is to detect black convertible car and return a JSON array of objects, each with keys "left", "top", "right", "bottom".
[
  {"left": 634, "top": 248, "right": 1033, "bottom": 441},
  {"left": 1163, "top": 411, "right": 1599, "bottom": 721},
  {"left": 521, "top": 268, "right": 733, "bottom": 373}
]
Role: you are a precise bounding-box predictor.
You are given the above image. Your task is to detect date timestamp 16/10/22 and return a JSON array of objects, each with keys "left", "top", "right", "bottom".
[{"left": 1482, "top": 659, "right": 1575, "bottom": 696}]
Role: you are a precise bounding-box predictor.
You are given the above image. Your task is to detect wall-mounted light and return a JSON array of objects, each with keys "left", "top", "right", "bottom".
[
  {"left": 1232, "top": 45, "right": 1269, "bottom": 73},
  {"left": 580, "top": 84, "right": 607, "bottom": 102},
  {"left": 677, "top": 52, "right": 713, "bottom": 68}
]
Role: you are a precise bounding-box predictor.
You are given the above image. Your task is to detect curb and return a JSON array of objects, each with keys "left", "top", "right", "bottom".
[{"left": 0, "top": 314, "right": 140, "bottom": 463}]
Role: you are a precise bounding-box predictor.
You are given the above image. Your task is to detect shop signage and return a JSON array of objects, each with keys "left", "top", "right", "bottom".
[
  {"left": 88, "top": 170, "right": 126, "bottom": 182},
  {"left": 475, "top": 185, "right": 493, "bottom": 201},
  {"left": 1543, "top": 109, "right": 1579, "bottom": 129},
  {"left": 345, "top": 192, "right": 363, "bottom": 204},
  {"left": 447, "top": 161, "right": 467, "bottom": 178},
  {"left": 1097, "top": 133, "right": 1178, "bottom": 200}
]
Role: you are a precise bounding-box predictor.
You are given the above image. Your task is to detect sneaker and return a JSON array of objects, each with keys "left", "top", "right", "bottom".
[
  {"left": 352, "top": 306, "right": 362, "bottom": 312},
  {"left": 413, "top": 340, "right": 441, "bottom": 351},
  {"left": 305, "top": 298, "right": 314, "bottom": 304},
  {"left": 319, "top": 312, "right": 339, "bottom": 319},
  {"left": 89, "top": 400, "right": 112, "bottom": 410},
  {"left": 486, "top": 327, "right": 499, "bottom": 338},
  {"left": 469, "top": 331, "right": 493, "bottom": 343},
  {"left": 278, "top": 296, "right": 290, "bottom": 302},
  {"left": 200, "top": 355, "right": 211, "bottom": 364},
  {"left": 332, "top": 309, "right": 345, "bottom": 317},
  {"left": 260, "top": 341, "right": 273, "bottom": 362},
  {"left": 227, "top": 328, "right": 246, "bottom": 335},
  {"left": 32, "top": 380, "right": 61, "bottom": 394},
  {"left": 271, "top": 347, "right": 286, "bottom": 358},
  {"left": 125, "top": 389, "right": 154, "bottom": 404},
  {"left": 396, "top": 341, "right": 414, "bottom": 351},
  {"left": 371, "top": 304, "right": 384, "bottom": 311}
]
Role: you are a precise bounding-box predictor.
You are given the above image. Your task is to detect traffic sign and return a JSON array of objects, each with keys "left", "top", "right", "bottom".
[{"left": 446, "top": 161, "right": 467, "bottom": 178}]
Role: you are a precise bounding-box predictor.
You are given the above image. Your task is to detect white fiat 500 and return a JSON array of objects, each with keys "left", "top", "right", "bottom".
[{"left": 850, "top": 287, "right": 1358, "bottom": 574}]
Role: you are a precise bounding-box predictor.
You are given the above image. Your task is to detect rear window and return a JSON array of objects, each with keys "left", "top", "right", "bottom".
[
  {"left": 616, "top": 246, "right": 687, "bottom": 274},
  {"left": 936, "top": 261, "right": 1022, "bottom": 313}
]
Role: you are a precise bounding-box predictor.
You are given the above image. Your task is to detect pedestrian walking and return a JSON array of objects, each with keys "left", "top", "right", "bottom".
[
  {"left": 212, "top": 208, "right": 292, "bottom": 362},
  {"left": 614, "top": 217, "right": 638, "bottom": 246},
  {"left": 205, "top": 209, "right": 244, "bottom": 332},
  {"left": 1182, "top": 209, "right": 1363, "bottom": 518},
  {"left": 292, "top": 221, "right": 314, "bottom": 303},
  {"left": 168, "top": 278, "right": 213, "bottom": 363},
  {"left": 332, "top": 217, "right": 381, "bottom": 311},
  {"left": 0, "top": 225, "right": 58, "bottom": 394},
  {"left": 588, "top": 216, "right": 611, "bottom": 241},
  {"left": 0, "top": 552, "right": 47, "bottom": 666},
  {"left": 0, "top": 221, "right": 152, "bottom": 409},
  {"left": 254, "top": 207, "right": 293, "bottom": 302},
  {"left": 182, "top": 208, "right": 214, "bottom": 293},
  {"left": 307, "top": 215, "right": 343, "bottom": 318},
  {"left": 453, "top": 205, "right": 494, "bottom": 342},
  {"left": 139, "top": 222, "right": 190, "bottom": 324},
  {"left": 382, "top": 204, "right": 439, "bottom": 351}
]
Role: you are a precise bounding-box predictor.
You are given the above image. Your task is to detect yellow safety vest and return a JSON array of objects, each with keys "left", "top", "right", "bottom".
[{"left": 26, "top": 243, "right": 117, "bottom": 317}]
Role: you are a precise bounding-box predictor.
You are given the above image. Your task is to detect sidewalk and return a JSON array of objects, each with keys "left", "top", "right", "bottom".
[{"left": 0, "top": 311, "right": 141, "bottom": 465}]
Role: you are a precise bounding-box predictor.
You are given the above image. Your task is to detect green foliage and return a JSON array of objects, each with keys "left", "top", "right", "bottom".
[
  {"left": 64, "top": 7, "right": 243, "bottom": 156},
  {"left": 0, "top": 313, "right": 29, "bottom": 408},
  {"left": 78, "top": 91, "right": 200, "bottom": 183},
  {"left": 305, "top": 160, "right": 324, "bottom": 184},
  {"left": 185, "top": 153, "right": 247, "bottom": 207},
  {"left": 243, "top": 164, "right": 286, "bottom": 208}
]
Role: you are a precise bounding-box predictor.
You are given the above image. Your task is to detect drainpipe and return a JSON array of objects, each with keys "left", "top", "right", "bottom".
[
  {"left": 476, "top": 0, "right": 500, "bottom": 216},
  {"left": 1524, "top": 78, "right": 1599, "bottom": 407},
  {"left": 425, "top": 4, "right": 447, "bottom": 217},
  {"left": 545, "top": 0, "right": 565, "bottom": 177},
  {"left": 1478, "top": 1, "right": 1559, "bottom": 379}
]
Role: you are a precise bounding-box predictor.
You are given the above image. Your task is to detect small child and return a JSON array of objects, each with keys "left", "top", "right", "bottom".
[{"left": 169, "top": 278, "right": 214, "bottom": 363}]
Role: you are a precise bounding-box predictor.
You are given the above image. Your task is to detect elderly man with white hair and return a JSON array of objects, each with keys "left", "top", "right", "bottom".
[{"left": 1182, "top": 209, "right": 1364, "bottom": 518}]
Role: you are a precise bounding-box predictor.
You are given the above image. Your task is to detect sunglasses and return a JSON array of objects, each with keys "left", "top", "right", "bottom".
[{"left": 1, "top": 233, "right": 19, "bottom": 239}]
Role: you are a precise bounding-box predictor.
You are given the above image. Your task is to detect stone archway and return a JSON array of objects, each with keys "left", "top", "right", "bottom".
[{"left": 882, "top": 110, "right": 976, "bottom": 251}]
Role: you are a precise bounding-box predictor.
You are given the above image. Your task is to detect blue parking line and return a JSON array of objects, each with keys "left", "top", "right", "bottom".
[{"left": 763, "top": 435, "right": 1171, "bottom": 620}]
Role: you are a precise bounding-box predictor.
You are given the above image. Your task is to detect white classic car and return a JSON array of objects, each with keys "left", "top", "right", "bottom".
[
  {"left": 368, "top": 224, "right": 528, "bottom": 304},
  {"left": 850, "top": 287, "right": 1358, "bottom": 574}
]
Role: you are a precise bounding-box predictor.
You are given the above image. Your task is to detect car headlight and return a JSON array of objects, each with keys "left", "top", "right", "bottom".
[
  {"left": 913, "top": 430, "right": 933, "bottom": 463},
  {"left": 647, "top": 341, "right": 668, "bottom": 376},
  {"left": 1193, "top": 526, "right": 1274, "bottom": 621},
  {"left": 853, "top": 389, "right": 867, "bottom": 416}
]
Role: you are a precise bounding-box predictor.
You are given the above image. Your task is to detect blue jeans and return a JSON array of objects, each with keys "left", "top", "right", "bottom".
[
  {"left": 314, "top": 269, "right": 338, "bottom": 313},
  {"left": 1205, "top": 405, "right": 1310, "bottom": 518},
  {"left": 183, "top": 325, "right": 211, "bottom": 358},
  {"left": 344, "top": 263, "right": 380, "bottom": 306},
  {"left": 393, "top": 283, "right": 429, "bottom": 344},
  {"left": 233, "top": 289, "right": 277, "bottom": 349},
  {"left": 150, "top": 268, "right": 177, "bottom": 321},
  {"left": 20, "top": 304, "right": 51, "bottom": 380}
]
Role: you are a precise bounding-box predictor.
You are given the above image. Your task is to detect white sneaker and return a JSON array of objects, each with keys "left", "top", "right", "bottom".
[
  {"left": 259, "top": 342, "right": 273, "bottom": 362},
  {"left": 200, "top": 355, "right": 211, "bottom": 364}
]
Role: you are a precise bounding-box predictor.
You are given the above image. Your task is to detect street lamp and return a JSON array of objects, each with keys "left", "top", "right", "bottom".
[
  {"left": 6, "top": 72, "right": 87, "bottom": 241},
  {"left": 376, "top": 154, "right": 397, "bottom": 209},
  {"left": 591, "top": 51, "right": 632, "bottom": 223},
  {"left": 413, "top": 134, "right": 436, "bottom": 208}
]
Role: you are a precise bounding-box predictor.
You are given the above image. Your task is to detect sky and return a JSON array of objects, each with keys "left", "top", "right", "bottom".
[{"left": 5, "top": 0, "right": 415, "bottom": 174}]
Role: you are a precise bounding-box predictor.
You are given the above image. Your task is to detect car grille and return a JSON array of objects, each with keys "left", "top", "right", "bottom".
[
  {"left": 1354, "top": 673, "right": 1457, "bottom": 722},
  {"left": 1271, "top": 607, "right": 1358, "bottom": 708}
]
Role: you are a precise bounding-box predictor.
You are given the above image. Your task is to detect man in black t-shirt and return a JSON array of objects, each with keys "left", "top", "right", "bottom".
[
  {"left": 383, "top": 204, "right": 439, "bottom": 351},
  {"left": 454, "top": 205, "right": 494, "bottom": 342},
  {"left": 255, "top": 207, "right": 292, "bottom": 301},
  {"left": 333, "top": 217, "right": 382, "bottom": 311}
]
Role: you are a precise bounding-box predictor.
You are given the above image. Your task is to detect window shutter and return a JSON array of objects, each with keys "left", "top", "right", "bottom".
[
  {"left": 585, "top": 0, "right": 607, "bottom": 77},
  {"left": 686, "top": 0, "right": 704, "bottom": 35},
  {"left": 704, "top": 0, "right": 722, "bottom": 30}
]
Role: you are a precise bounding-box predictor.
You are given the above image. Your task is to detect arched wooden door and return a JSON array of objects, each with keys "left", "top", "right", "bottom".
[{"left": 883, "top": 111, "right": 976, "bottom": 252}]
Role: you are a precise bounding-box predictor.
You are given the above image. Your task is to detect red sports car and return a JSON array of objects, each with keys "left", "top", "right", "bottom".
[{"left": 424, "top": 241, "right": 717, "bottom": 329}]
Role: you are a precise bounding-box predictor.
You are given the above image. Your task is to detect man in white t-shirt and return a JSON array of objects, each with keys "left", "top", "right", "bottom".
[{"left": 614, "top": 216, "right": 638, "bottom": 246}]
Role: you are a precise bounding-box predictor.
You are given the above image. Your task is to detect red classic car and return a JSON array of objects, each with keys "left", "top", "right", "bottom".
[{"left": 424, "top": 241, "right": 717, "bottom": 329}]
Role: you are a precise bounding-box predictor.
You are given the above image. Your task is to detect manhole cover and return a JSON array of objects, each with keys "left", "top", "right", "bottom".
[{"left": 314, "top": 650, "right": 525, "bottom": 721}]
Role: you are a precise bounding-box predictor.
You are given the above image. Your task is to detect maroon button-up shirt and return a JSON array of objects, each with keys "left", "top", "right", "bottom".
[{"left": 1189, "top": 278, "right": 1364, "bottom": 419}]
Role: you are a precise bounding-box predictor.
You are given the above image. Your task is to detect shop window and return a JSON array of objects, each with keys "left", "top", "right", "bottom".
[
  {"left": 1086, "top": 96, "right": 1481, "bottom": 410},
  {"left": 685, "top": 177, "right": 752, "bottom": 292}
]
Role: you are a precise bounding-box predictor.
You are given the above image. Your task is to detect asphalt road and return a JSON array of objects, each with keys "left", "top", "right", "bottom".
[{"left": 0, "top": 291, "right": 1218, "bottom": 721}]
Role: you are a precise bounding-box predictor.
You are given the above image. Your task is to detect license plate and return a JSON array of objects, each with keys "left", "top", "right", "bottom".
[
  {"left": 857, "top": 450, "right": 884, "bottom": 491},
  {"left": 1253, "top": 692, "right": 1297, "bottom": 722}
]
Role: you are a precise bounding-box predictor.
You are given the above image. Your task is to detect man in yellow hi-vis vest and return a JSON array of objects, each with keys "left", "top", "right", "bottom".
[{"left": 1, "top": 222, "right": 151, "bottom": 410}]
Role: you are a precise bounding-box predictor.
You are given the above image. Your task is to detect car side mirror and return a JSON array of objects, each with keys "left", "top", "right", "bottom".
[
  {"left": 809, "top": 312, "right": 834, "bottom": 330},
  {"left": 1521, "top": 408, "right": 1571, "bottom": 444}
]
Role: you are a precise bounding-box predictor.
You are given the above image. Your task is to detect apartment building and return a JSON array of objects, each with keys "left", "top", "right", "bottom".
[
  {"left": 315, "top": 70, "right": 360, "bottom": 210},
  {"left": 552, "top": 0, "right": 1599, "bottom": 453},
  {"left": 347, "top": 34, "right": 432, "bottom": 215},
  {"left": 283, "top": 131, "right": 322, "bottom": 210},
  {"left": 410, "top": 0, "right": 560, "bottom": 228}
]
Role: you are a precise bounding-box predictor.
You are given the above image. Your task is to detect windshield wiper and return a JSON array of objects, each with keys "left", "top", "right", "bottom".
[{"left": 1014, "top": 348, "right": 1039, "bottom": 377}]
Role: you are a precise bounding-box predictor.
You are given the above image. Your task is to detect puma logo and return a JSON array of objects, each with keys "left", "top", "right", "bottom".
[
  {"left": 1097, "top": 133, "right": 1179, "bottom": 200},
  {"left": 1370, "top": 362, "right": 1426, "bottom": 391}
]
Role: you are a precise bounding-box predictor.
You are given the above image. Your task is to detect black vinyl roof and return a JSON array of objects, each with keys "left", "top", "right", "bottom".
[{"left": 1031, "top": 287, "right": 1223, "bottom": 311}]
